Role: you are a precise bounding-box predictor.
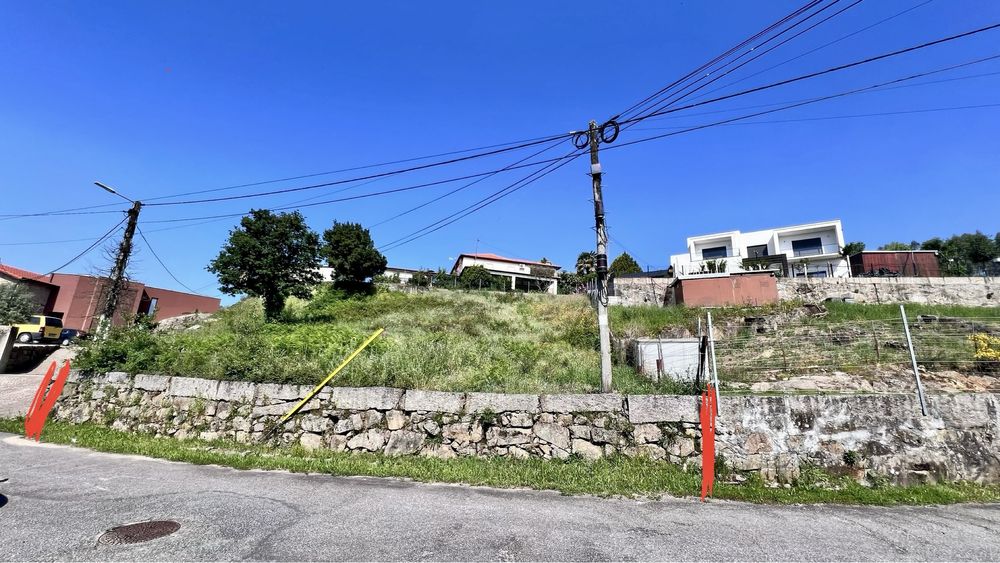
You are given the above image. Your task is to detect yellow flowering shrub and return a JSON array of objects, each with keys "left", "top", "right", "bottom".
[{"left": 970, "top": 333, "right": 1000, "bottom": 362}]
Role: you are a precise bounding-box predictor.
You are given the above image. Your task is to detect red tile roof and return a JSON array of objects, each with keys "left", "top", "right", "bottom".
[
  {"left": 456, "top": 253, "right": 561, "bottom": 269},
  {"left": 0, "top": 263, "right": 46, "bottom": 281}
]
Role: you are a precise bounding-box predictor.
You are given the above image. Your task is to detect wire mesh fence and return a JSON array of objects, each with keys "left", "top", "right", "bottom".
[{"left": 714, "top": 315, "right": 1000, "bottom": 380}]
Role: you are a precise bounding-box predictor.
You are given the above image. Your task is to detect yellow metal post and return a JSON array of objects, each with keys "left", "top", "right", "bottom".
[{"left": 275, "top": 327, "right": 385, "bottom": 427}]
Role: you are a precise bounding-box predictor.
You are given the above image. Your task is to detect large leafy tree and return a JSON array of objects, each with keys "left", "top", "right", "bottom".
[
  {"left": 840, "top": 241, "right": 866, "bottom": 257},
  {"left": 609, "top": 252, "right": 642, "bottom": 276},
  {"left": 879, "top": 241, "right": 918, "bottom": 251},
  {"left": 208, "top": 209, "right": 322, "bottom": 320},
  {"left": 0, "top": 282, "right": 37, "bottom": 325},
  {"left": 575, "top": 251, "right": 597, "bottom": 277},
  {"left": 922, "top": 232, "right": 1000, "bottom": 276},
  {"left": 321, "top": 222, "right": 387, "bottom": 283},
  {"left": 460, "top": 265, "right": 505, "bottom": 290}
]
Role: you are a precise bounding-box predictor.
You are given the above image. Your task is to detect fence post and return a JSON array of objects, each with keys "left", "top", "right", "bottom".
[
  {"left": 706, "top": 312, "right": 721, "bottom": 412},
  {"left": 899, "top": 305, "right": 928, "bottom": 416}
]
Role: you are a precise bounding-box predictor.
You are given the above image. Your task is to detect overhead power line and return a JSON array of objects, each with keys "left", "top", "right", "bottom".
[
  {"left": 136, "top": 226, "right": 200, "bottom": 294},
  {"left": 608, "top": 53, "right": 1000, "bottom": 151},
  {"left": 623, "top": 0, "right": 864, "bottom": 127},
  {"left": 145, "top": 134, "right": 574, "bottom": 207},
  {"left": 619, "top": 22, "right": 1000, "bottom": 126},
  {"left": 23, "top": 215, "right": 128, "bottom": 280},
  {"left": 686, "top": 0, "right": 937, "bottom": 104},
  {"left": 370, "top": 138, "right": 567, "bottom": 228},
  {"left": 628, "top": 102, "right": 1000, "bottom": 131},
  {"left": 616, "top": 0, "right": 828, "bottom": 120},
  {"left": 379, "top": 150, "right": 584, "bottom": 252},
  {"left": 142, "top": 152, "right": 580, "bottom": 224}
]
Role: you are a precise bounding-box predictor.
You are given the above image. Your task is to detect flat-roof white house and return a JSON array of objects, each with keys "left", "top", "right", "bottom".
[
  {"left": 450, "top": 253, "right": 560, "bottom": 294},
  {"left": 669, "top": 219, "right": 849, "bottom": 278}
]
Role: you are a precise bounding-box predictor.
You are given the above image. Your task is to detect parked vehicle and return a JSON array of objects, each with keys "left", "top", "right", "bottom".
[
  {"left": 13, "top": 315, "right": 63, "bottom": 343},
  {"left": 59, "top": 328, "right": 87, "bottom": 346}
]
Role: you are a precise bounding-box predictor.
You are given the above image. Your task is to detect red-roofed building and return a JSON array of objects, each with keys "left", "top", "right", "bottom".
[
  {"left": 0, "top": 264, "right": 220, "bottom": 331},
  {"left": 0, "top": 264, "right": 59, "bottom": 313},
  {"left": 450, "top": 253, "right": 560, "bottom": 294}
]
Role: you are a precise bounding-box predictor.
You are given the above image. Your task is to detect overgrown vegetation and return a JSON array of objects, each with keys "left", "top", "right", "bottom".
[
  {"left": 4, "top": 419, "right": 998, "bottom": 505},
  {"left": 0, "top": 281, "right": 36, "bottom": 325},
  {"left": 74, "top": 285, "right": 1000, "bottom": 392},
  {"left": 76, "top": 288, "right": 680, "bottom": 394}
]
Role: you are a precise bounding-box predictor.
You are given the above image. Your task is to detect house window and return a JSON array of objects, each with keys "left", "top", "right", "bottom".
[
  {"left": 791, "top": 237, "right": 823, "bottom": 256},
  {"left": 146, "top": 297, "right": 158, "bottom": 315},
  {"left": 746, "top": 244, "right": 769, "bottom": 258},
  {"left": 701, "top": 246, "right": 728, "bottom": 259}
]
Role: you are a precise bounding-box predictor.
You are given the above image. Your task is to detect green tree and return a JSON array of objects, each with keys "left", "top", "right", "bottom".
[
  {"left": 321, "top": 222, "right": 387, "bottom": 284},
  {"left": 840, "top": 241, "right": 865, "bottom": 257},
  {"left": 879, "top": 241, "right": 915, "bottom": 251},
  {"left": 0, "top": 282, "right": 37, "bottom": 325},
  {"left": 575, "top": 251, "right": 597, "bottom": 277},
  {"left": 208, "top": 209, "right": 322, "bottom": 320},
  {"left": 460, "top": 265, "right": 504, "bottom": 290},
  {"left": 920, "top": 237, "right": 944, "bottom": 251},
  {"left": 609, "top": 252, "right": 642, "bottom": 276}
]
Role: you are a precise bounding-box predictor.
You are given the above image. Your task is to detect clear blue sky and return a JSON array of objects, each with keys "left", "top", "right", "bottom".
[{"left": 2, "top": 1, "right": 998, "bottom": 303}]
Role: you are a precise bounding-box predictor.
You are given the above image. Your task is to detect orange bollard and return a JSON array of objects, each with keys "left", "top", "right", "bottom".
[
  {"left": 24, "top": 361, "right": 71, "bottom": 441},
  {"left": 700, "top": 384, "right": 716, "bottom": 501}
]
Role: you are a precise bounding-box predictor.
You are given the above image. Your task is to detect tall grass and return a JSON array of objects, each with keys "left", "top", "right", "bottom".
[{"left": 76, "top": 288, "right": 683, "bottom": 394}]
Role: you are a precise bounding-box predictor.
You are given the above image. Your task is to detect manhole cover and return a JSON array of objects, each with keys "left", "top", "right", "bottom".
[{"left": 98, "top": 520, "right": 180, "bottom": 545}]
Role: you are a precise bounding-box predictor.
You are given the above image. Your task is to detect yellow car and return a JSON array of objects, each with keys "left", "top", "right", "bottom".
[{"left": 14, "top": 315, "right": 63, "bottom": 343}]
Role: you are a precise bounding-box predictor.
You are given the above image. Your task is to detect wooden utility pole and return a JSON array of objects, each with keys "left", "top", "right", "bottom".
[
  {"left": 97, "top": 200, "right": 142, "bottom": 336},
  {"left": 587, "top": 120, "right": 613, "bottom": 393}
]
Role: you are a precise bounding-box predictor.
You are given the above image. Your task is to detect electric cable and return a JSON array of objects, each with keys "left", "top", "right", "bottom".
[
  {"left": 619, "top": 22, "right": 1000, "bottom": 126},
  {"left": 24, "top": 215, "right": 128, "bottom": 280},
  {"left": 136, "top": 226, "right": 200, "bottom": 294}
]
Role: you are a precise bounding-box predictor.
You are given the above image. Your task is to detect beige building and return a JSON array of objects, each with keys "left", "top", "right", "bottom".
[{"left": 450, "top": 253, "right": 559, "bottom": 294}]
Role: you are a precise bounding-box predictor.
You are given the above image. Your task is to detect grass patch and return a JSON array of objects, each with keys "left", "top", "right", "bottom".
[
  {"left": 74, "top": 289, "right": 686, "bottom": 395},
  {"left": 4, "top": 419, "right": 999, "bottom": 505}
]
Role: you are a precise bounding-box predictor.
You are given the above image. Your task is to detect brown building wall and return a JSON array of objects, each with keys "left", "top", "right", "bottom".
[
  {"left": 849, "top": 252, "right": 940, "bottom": 277},
  {"left": 44, "top": 274, "right": 218, "bottom": 331},
  {"left": 673, "top": 273, "right": 778, "bottom": 307},
  {"left": 137, "top": 286, "right": 220, "bottom": 319}
]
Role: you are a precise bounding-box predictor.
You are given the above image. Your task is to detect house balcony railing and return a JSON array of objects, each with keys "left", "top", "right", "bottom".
[{"left": 788, "top": 244, "right": 842, "bottom": 258}]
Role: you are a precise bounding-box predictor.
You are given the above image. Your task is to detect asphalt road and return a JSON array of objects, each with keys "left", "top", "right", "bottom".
[
  {"left": 0, "top": 374, "right": 42, "bottom": 418},
  {"left": 1, "top": 434, "right": 999, "bottom": 562}
]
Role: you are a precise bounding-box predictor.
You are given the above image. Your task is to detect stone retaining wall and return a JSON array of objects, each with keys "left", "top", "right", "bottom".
[
  {"left": 778, "top": 277, "right": 998, "bottom": 307},
  {"left": 54, "top": 373, "right": 1000, "bottom": 485}
]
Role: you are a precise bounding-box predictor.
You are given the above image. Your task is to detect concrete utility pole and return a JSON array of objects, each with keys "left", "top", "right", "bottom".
[
  {"left": 94, "top": 182, "right": 142, "bottom": 337},
  {"left": 585, "top": 119, "right": 615, "bottom": 393}
]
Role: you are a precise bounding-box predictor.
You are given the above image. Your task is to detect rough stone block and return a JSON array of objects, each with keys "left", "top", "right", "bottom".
[
  {"left": 386, "top": 410, "right": 407, "bottom": 430},
  {"left": 533, "top": 422, "right": 570, "bottom": 450},
  {"left": 105, "top": 371, "right": 131, "bottom": 385},
  {"left": 251, "top": 401, "right": 310, "bottom": 417},
  {"left": 347, "top": 429, "right": 389, "bottom": 451},
  {"left": 572, "top": 438, "right": 603, "bottom": 460},
  {"left": 168, "top": 377, "right": 220, "bottom": 399},
  {"left": 541, "top": 394, "right": 624, "bottom": 413},
  {"left": 385, "top": 430, "right": 425, "bottom": 456},
  {"left": 256, "top": 383, "right": 310, "bottom": 402},
  {"left": 331, "top": 387, "right": 403, "bottom": 411},
  {"left": 465, "top": 392, "right": 539, "bottom": 414},
  {"left": 627, "top": 395, "right": 699, "bottom": 424},
  {"left": 402, "top": 390, "right": 465, "bottom": 413},
  {"left": 134, "top": 374, "right": 170, "bottom": 392},
  {"left": 66, "top": 370, "right": 83, "bottom": 383},
  {"left": 216, "top": 380, "right": 256, "bottom": 403},
  {"left": 632, "top": 423, "right": 662, "bottom": 444}
]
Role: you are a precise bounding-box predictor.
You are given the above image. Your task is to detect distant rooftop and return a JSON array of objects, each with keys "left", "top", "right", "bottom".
[{"left": 456, "top": 253, "right": 560, "bottom": 270}]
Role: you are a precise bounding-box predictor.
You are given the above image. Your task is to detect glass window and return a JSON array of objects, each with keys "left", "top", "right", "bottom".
[
  {"left": 746, "top": 244, "right": 769, "bottom": 258},
  {"left": 701, "top": 246, "right": 728, "bottom": 259},
  {"left": 791, "top": 237, "right": 823, "bottom": 256},
  {"left": 30, "top": 316, "right": 41, "bottom": 324}
]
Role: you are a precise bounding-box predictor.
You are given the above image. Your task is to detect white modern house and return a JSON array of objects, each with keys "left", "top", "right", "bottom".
[
  {"left": 450, "top": 253, "right": 559, "bottom": 294},
  {"left": 669, "top": 219, "right": 850, "bottom": 278}
]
